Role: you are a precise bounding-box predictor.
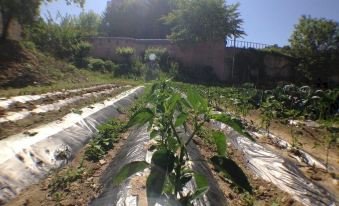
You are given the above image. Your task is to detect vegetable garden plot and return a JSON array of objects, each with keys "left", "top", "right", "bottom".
[
  {"left": 214, "top": 111, "right": 334, "bottom": 172},
  {"left": 1, "top": 80, "right": 336, "bottom": 206},
  {"left": 0, "top": 85, "right": 129, "bottom": 123},
  {"left": 91, "top": 126, "right": 227, "bottom": 206},
  {"left": 172, "top": 82, "right": 338, "bottom": 201},
  {"left": 211, "top": 120, "right": 338, "bottom": 206},
  {"left": 0, "top": 86, "right": 144, "bottom": 204},
  {"left": 91, "top": 81, "right": 258, "bottom": 206},
  {"left": 0, "top": 84, "right": 119, "bottom": 109}
]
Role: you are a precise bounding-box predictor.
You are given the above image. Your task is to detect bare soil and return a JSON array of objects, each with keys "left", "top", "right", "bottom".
[
  {"left": 4, "top": 110, "right": 337, "bottom": 206},
  {"left": 0, "top": 86, "right": 128, "bottom": 139},
  {"left": 242, "top": 110, "right": 339, "bottom": 198},
  {"left": 3, "top": 85, "right": 120, "bottom": 113},
  {"left": 0, "top": 40, "right": 42, "bottom": 88},
  {"left": 193, "top": 136, "right": 302, "bottom": 206},
  {"left": 6, "top": 115, "right": 130, "bottom": 206}
]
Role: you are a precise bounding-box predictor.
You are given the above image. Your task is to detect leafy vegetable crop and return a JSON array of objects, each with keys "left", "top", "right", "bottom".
[{"left": 112, "top": 81, "right": 251, "bottom": 205}]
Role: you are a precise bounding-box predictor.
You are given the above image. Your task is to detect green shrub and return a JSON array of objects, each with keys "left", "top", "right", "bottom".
[
  {"left": 104, "top": 60, "right": 119, "bottom": 73},
  {"left": 116, "top": 47, "right": 135, "bottom": 58},
  {"left": 169, "top": 62, "right": 179, "bottom": 78},
  {"left": 74, "top": 41, "right": 92, "bottom": 67},
  {"left": 144, "top": 47, "right": 170, "bottom": 71},
  {"left": 49, "top": 162, "right": 85, "bottom": 193},
  {"left": 26, "top": 19, "right": 81, "bottom": 60},
  {"left": 114, "top": 47, "right": 135, "bottom": 75},
  {"left": 131, "top": 58, "right": 145, "bottom": 76},
  {"left": 85, "top": 58, "right": 119, "bottom": 74},
  {"left": 85, "top": 119, "right": 126, "bottom": 162},
  {"left": 20, "top": 41, "right": 37, "bottom": 51},
  {"left": 144, "top": 47, "right": 168, "bottom": 62},
  {"left": 86, "top": 57, "right": 105, "bottom": 71}
]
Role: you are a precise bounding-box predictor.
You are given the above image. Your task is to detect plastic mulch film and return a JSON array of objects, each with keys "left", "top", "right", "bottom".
[
  {"left": 91, "top": 126, "right": 227, "bottom": 206},
  {"left": 211, "top": 120, "right": 338, "bottom": 206},
  {"left": 90, "top": 126, "right": 151, "bottom": 206},
  {"left": 0, "top": 86, "right": 129, "bottom": 123},
  {"left": 0, "top": 84, "right": 119, "bottom": 109},
  {"left": 0, "top": 86, "right": 144, "bottom": 204}
]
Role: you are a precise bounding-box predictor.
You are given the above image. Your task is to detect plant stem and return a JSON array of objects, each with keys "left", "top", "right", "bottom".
[
  {"left": 171, "top": 122, "right": 183, "bottom": 146},
  {"left": 174, "top": 145, "right": 185, "bottom": 196}
]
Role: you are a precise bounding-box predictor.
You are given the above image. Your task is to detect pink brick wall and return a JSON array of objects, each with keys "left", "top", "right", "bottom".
[{"left": 88, "top": 37, "right": 226, "bottom": 81}]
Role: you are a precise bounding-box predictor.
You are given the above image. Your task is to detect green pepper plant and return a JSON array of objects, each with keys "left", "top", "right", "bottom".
[
  {"left": 112, "top": 81, "right": 212, "bottom": 206},
  {"left": 112, "top": 81, "right": 251, "bottom": 205}
]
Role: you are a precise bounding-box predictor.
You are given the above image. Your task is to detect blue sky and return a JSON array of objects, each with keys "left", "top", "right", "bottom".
[{"left": 41, "top": 0, "right": 339, "bottom": 46}]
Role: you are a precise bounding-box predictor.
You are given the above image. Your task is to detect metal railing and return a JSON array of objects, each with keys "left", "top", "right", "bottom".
[{"left": 225, "top": 39, "right": 272, "bottom": 49}]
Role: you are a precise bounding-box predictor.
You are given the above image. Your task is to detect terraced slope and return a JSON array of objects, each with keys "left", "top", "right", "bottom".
[{"left": 0, "top": 84, "right": 132, "bottom": 139}]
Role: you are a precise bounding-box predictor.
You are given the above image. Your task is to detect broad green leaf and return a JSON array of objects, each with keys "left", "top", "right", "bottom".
[
  {"left": 147, "top": 167, "right": 166, "bottom": 206},
  {"left": 150, "top": 130, "right": 159, "bottom": 139},
  {"left": 112, "top": 161, "right": 149, "bottom": 187},
  {"left": 180, "top": 97, "right": 192, "bottom": 109},
  {"left": 189, "top": 173, "right": 209, "bottom": 201},
  {"left": 152, "top": 149, "right": 175, "bottom": 172},
  {"left": 163, "top": 175, "right": 175, "bottom": 194},
  {"left": 164, "top": 93, "right": 181, "bottom": 112},
  {"left": 175, "top": 113, "right": 188, "bottom": 127},
  {"left": 187, "top": 89, "right": 207, "bottom": 113},
  {"left": 167, "top": 135, "right": 179, "bottom": 152},
  {"left": 128, "top": 108, "right": 154, "bottom": 127},
  {"left": 150, "top": 82, "right": 160, "bottom": 96},
  {"left": 212, "top": 131, "right": 227, "bottom": 156},
  {"left": 212, "top": 114, "right": 255, "bottom": 141},
  {"left": 211, "top": 156, "right": 252, "bottom": 193}
]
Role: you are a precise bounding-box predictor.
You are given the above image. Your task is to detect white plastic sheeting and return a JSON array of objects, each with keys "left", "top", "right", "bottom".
[
  {"left": 214, "top": 111, "right": 332, "bottom": 171},
  {"left": 211, "top": 120, "right": 337, "bottom": 206},
  {"left": 248, "top": 130, "right": 329, "bottom": 171},
  {"left": 91, "top": 126, "right": 227, "bottom": 206},
  {"left": 0, "top": 86, "right": 129, "bottom": 123},
  {"left": 0, "top": 86, "right": 144, "bottom": 204},
  {"left": 0, "top": 84, "right": 118, "bottom": 109}
]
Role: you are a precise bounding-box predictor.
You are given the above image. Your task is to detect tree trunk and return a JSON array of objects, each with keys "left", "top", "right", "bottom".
[{"left": 1, "top": 13, "right": 12, "bottom": 40}]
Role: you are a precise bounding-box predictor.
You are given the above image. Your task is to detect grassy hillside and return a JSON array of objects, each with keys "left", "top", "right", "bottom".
[{"left": 0, "top": 40, "right": 139, "bottom": 97}]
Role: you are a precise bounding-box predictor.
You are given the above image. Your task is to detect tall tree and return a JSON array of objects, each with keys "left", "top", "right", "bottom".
[
  {"left": 100, "top": 0, "right": 176, "bottom": 38},
  {"left": 163, "top": 0, "right": 245, "bottom": 42},
  {"left": 226, "top": 2, "right": 245, "bottom": 45},
  {"left": 289, "top": 15, "right": 339, "bottom": 80},
  {"left": 0, "top": 0, "right": 84, "bottom": 40},
  {"left": 75, "top": 11, "right": 101, "bottom": 36}
]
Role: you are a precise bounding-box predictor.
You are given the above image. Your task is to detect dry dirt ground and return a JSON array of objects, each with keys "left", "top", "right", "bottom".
[
  {"left": 193, "top": 136, "right": 302, "bottom": 206},
  {"left": 6, "top": 115, "right": 130, "bottom": 206},
  {"left": 4, "top": 112, "right": 336, "bottom": 206},
  {"left": 6, "top": 124, "right": 300, "bottom": 206},
  {"left": 242, "top": 110, "right": 339, "bottom": 198},
  {"left": 0, "top": 86, "right": 129, "bottom": 139}
]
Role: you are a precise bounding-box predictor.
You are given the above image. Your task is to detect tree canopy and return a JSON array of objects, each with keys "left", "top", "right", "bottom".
[
  {"left": 163, "top": 0, "right": 245, "bottom": 42},
  {"left": 72, "top": 11, "right": 101, "bottom": 36},
  {"left": 289, "top": 15, "right": 339, "bottom": 80},
  {"left": 100, "top": 0, "right": 176, "bottom": 39},
  {"left": 0, "top": 0, "right": 85, "bottom": 40},
  {"left": 290, "top": 15, "right": 339, "bottom": 56}
]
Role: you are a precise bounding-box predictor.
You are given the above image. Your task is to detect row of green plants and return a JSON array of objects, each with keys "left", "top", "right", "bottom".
[
  {"left": 174, "top": 82, "right": 339, "bottom": 122},
  {"left": 47, "top": 87, "right": 152, "bottom": 202},
  {"left": 172, "top": 82, "right": 338, "bottom": 171},
  {"left": 84, "top": 119, "right": 127, "bottom": 162},
  {"left": 112, "top": 81, "right": 252, "bottom": 206},
  {"left": 49, "top": 118, "right": 126, "bottom": 192}
]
